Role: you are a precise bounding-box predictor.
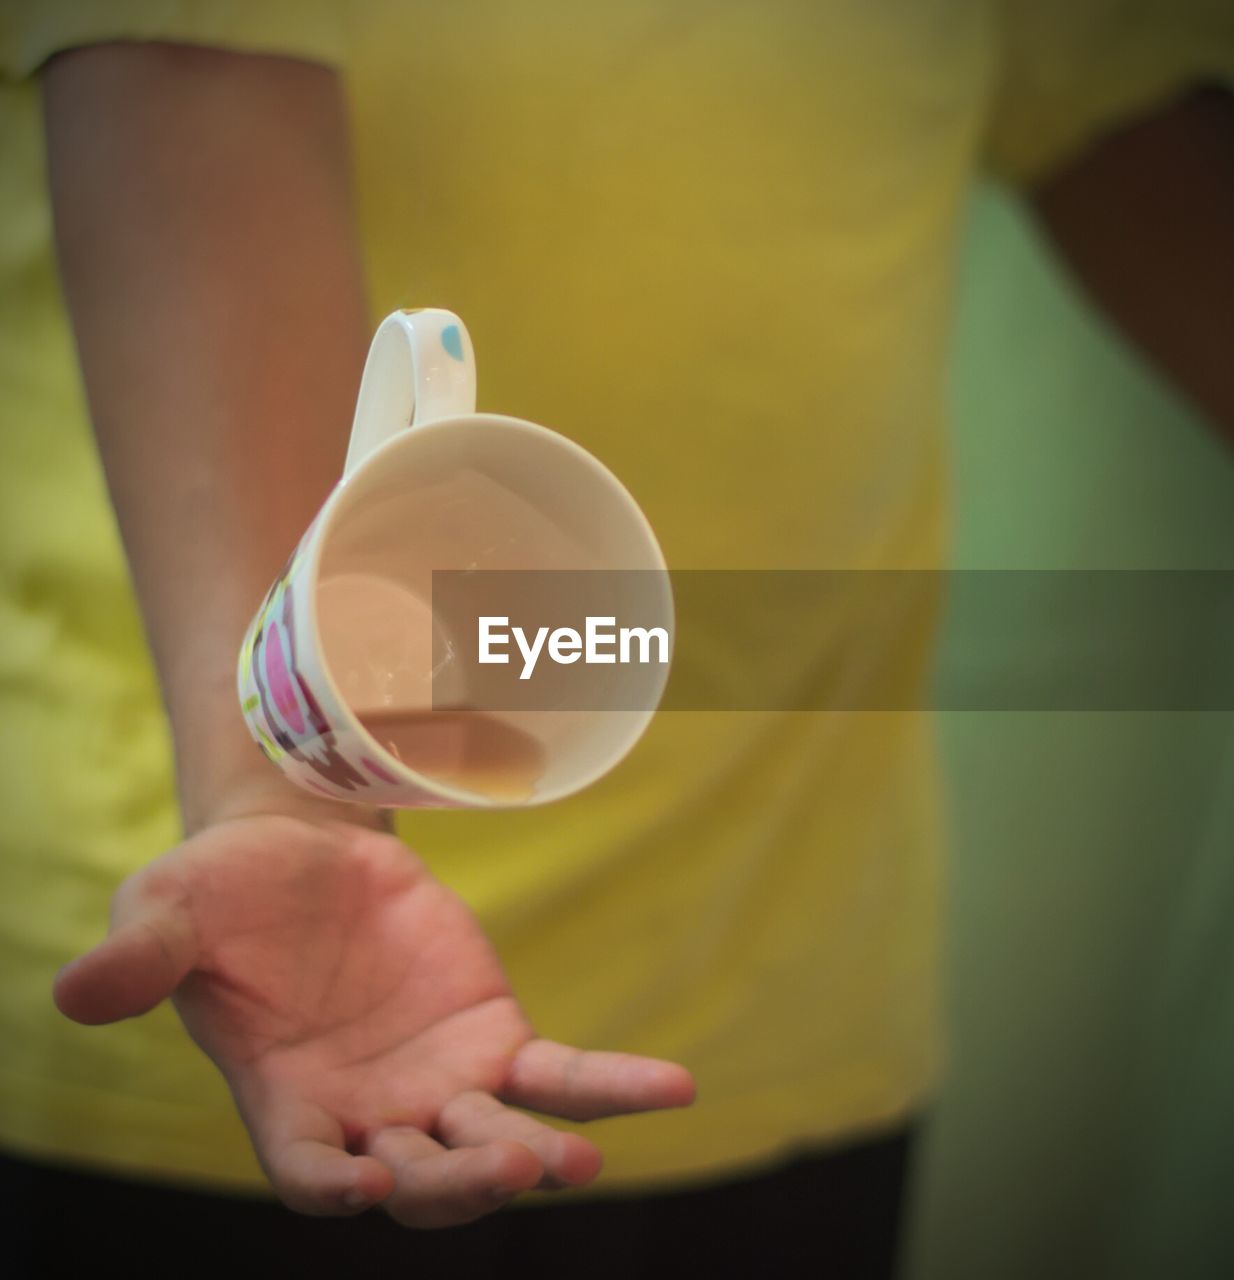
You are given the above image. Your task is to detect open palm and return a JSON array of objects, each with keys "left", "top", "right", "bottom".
[{"left": 53, "top": 813, "right": 695, "bottom": 1227}]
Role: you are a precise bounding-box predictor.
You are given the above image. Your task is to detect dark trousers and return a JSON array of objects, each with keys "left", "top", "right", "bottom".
[{"left": 3, "top": 1124, "right": 915, "bottom": 1278}]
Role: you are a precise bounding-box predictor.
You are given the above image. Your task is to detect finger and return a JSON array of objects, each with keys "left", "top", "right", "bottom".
[
  {"left": 267, "top": 1138, "right": 394, "bottom": 1217},
  {"left": 436, "top": 1090, "right": 603, "bottom": 1190},
  {"left": 53, "top": 912, "right": 196, "bottom": 1025},
  {"left": 249, "top": 1093, "right": 394, "bottom": 1217},
  {"left": 370, "top": 1126, "right": 543, "bottom": 1229},
  {"left": 500, "top": 1039, "right": 697, "bottom": 1122}
]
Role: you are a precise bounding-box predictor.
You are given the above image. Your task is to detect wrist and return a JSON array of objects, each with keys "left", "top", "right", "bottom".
[
  {"left": 183, "top": 772, "right": 395, "bottom": 839},
  {"left": 171, "top": 684, "right": 393, "bottom": 837}
]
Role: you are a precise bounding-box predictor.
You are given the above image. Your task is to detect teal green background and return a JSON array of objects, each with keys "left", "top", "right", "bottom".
[{"left": 906, "top": 183, "right": 1234, "bottom": 1279}]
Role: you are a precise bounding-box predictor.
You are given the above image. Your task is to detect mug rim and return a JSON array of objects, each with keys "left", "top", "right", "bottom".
[{"left": 302, "top": 411, "right": 674, "bottom": 807}]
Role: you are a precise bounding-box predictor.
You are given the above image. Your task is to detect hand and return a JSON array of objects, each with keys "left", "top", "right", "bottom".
[{"left": 52, "top": 808, "right": 696, "bottom": 1227}]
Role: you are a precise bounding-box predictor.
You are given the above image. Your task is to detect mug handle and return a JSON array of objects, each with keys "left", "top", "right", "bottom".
[{"left": 342, "top": 308, "right": 477, "bottom": 480}]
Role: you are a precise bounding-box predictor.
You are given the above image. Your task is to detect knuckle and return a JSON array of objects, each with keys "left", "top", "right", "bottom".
[{"left": 437, "top": 1089, "right": 489, "bottom": 1133}]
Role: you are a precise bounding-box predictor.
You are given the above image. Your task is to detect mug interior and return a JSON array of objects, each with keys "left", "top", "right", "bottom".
[{"left": 312, "top": 414, "right": 671, "bottom": 805}]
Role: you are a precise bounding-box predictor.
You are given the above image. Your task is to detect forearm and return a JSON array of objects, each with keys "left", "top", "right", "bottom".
[
  {"left": 1030, "top": 83, "right": 1234, "bottom": 440},
  {"left": 41, "top": 42, "right": 383, "bottom": 833}
]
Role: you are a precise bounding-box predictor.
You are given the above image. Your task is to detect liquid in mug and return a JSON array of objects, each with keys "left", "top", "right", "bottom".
[{"left": 356, "top": 707, "right": 546, "bottom": 802}]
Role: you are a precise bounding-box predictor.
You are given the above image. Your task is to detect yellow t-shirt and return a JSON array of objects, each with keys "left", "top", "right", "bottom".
[{"left": 0, "top": 0, "right": 1229, "bottom": 1196}]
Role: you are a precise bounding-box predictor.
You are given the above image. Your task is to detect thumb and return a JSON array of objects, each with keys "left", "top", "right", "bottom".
[{"left": 53, "top": 895, "right": 197, "bottom": 1025}]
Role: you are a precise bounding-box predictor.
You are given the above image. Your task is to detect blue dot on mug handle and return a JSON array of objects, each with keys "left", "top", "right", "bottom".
[{"left": 441, "top": 324, "right": 464, "bottom": 361}]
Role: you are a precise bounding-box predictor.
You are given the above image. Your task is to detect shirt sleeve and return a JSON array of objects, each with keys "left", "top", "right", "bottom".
[
  {"left": 986, "top": 0, "right": 1234, "bottom": 186},
  {"left": 0, "top": 0, "right": 348, "bottom": 81}
]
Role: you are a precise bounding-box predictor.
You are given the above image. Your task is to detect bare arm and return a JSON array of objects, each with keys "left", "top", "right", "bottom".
[
  {"left": 42, "top": 41, "right": 378, "bottom": 834},
  {"left": 1030, "top": 83, "right": 1234, "bottom": 440}
]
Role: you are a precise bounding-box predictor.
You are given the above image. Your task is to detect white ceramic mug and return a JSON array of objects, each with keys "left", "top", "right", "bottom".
[{"left": 236, "top": 309, "right": 672, "bottom": 808}]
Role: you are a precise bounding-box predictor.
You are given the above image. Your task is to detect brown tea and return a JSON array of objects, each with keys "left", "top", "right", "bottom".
[{"left": 356, "top": 707, "right": 546, "bottom": 802}]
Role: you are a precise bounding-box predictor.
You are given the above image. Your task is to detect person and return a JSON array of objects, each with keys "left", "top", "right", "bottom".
[{"left": 0, "top": 2, "right": 1230, "bottom": 1275}]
